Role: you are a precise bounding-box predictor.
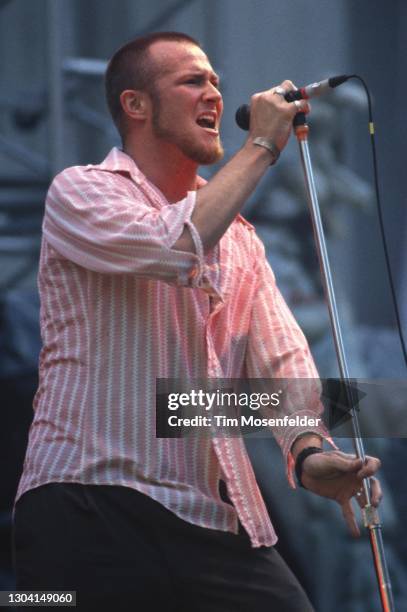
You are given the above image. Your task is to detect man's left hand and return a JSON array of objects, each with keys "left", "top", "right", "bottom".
[{"left": 300, "top": 450, "right": 382, "bottom": 537}]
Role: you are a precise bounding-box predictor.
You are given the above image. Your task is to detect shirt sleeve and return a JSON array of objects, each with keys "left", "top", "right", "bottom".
[
  {"left": 245, "top": 233, "right": 335, "bottom": 487},
  {"left": 42, "top": 165, "right": 205, "bottom": 287}
]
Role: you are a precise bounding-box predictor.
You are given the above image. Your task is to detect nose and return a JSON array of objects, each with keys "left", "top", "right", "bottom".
[
  {"left": 203, "top": 81, "right": 222, "bottom": 104},
  {"left": 202, "top": 83, "right": 223, "bottom": 118}
]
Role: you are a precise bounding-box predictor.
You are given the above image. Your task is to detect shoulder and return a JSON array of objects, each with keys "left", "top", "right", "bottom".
[
  {"left": 48, "top": 162, "right": 133, "bottom": 205},
  {"left": 50, "top": 163, "right": 99, "bottom": 192},
  {"left": 50, "top": 147, "right": 137, "bottom": 192},
  {"left": 51, "top": 161, "right": 120, "bottom": 186}
]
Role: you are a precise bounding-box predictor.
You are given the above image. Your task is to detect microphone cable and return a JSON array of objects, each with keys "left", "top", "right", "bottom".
[
  {"left": 236, "top": 75, "right": 407, "bottom": 368},
  {"left": 347, "top": 74, "right": 407, "bottom": 368}
]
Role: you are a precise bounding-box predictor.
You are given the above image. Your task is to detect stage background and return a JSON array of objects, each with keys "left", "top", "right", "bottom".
[{"left": 1, "top": 1, "right": 406, "bottom": 610}]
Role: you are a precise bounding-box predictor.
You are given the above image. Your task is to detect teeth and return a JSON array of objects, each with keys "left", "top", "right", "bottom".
[{"left": 197, "top": 114, "right": 216, "bottom": 128}]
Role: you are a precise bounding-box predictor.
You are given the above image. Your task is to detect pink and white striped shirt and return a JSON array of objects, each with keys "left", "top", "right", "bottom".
[{"left": 17, "top": 147, "right": 329, "bottom": 547}]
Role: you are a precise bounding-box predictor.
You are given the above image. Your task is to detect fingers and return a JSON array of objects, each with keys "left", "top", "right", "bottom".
[
  {"left": 293, "top": 99, "right": 311, "bottom": 114},
  {"left": 342, "top": 475, "right": 383, "bottom": 536},
  {"left": 248, "top": 78, "right": 311, "bottom": 151},
  {"left": 280, "top": 79, "right": 297, "bottom": 92},
  {"left": 337, "top": 453, "right": 382, "bottom": 508},
  {"left": 317, "top": 451, "right": 381, "bottom": 478},
  {"left": 271, "top": 81, "right": 310, "bottom": 115},
  {"left": 355, "top": 477, "right": 382, "bottom": 508},
  {"left": 369, "top": 477, "right": 382, "bottom": 507},
  {"left": 356, "top": 456, "right": 381, "bottom": 480},
  {"left": 309, "top": 451, "right": 362, "bottom": 476},
  {"left": 341, "top": 499, "right": 360, "bottom": 538},
  {"left": 251, "top": 79, "right": 308, "bottom": 118}
]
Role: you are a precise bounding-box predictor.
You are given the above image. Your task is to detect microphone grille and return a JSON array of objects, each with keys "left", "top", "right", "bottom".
[{"left": 235, "top": 104, "right": 250, "bottom": 131}]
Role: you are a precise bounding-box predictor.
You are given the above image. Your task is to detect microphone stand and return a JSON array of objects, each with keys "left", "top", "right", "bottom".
[{"left": 292, "top": 111, "right": 395, "bottom": 612}]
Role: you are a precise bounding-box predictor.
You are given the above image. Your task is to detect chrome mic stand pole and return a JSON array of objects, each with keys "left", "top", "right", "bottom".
[{"left": 292, "top": 113, "right": 395, "bottom": 612}]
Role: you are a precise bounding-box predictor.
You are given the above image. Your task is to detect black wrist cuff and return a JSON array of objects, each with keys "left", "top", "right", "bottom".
[{"left": 294, "top": 446, "right": 323, "bottom": 488}]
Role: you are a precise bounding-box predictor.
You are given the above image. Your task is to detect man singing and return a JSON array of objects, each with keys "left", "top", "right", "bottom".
[{"left": 13, "top": 32, "right": 381, "bottom": 611}]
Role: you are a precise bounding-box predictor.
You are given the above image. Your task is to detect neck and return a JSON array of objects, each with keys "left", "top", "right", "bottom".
[{"left": 123, "top": 135, "right": 199, "bottom": 203}]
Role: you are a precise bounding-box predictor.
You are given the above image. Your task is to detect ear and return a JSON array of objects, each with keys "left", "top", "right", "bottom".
[{"left": 120, "top": 90, "right": 149, "bottom": 122}]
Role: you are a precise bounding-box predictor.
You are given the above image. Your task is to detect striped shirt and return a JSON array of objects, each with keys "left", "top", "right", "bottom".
[{"left": 16, "top": 147, "right": 329, "bottom": 548}]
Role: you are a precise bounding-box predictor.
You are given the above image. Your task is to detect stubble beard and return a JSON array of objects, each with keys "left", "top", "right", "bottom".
[{"left": 150, "top": 90, "right": 224, "bottom": 166}]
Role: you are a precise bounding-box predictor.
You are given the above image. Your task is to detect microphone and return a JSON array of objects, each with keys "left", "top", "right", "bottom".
[{"left": 235, "top": 75, "right": 351, "bottom": 130}]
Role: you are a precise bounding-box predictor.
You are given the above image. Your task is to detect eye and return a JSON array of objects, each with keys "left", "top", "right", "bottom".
[
  {"left": 182, "top": 76, "right": 222, "bottom": 92},
  {"left": 185, "top": 76, "right": 204, "bottom": 85}
]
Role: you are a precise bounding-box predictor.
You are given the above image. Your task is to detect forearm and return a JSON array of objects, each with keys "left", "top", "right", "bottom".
[{"left": 174, "top": 140, "right": 271, "bottom": 254}]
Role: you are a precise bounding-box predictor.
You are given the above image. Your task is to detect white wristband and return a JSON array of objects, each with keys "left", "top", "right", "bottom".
[{"left": 253, "top": 137, "right": 280, "bottom": 165}]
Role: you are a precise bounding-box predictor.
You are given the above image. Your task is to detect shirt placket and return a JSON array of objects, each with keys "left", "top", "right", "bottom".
[{"left": 205, "top": 304, "right": 258, "bottom": 543}]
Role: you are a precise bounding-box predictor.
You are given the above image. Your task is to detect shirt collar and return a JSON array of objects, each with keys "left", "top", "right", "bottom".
[
  {"left": 85, "top": 147, "right": 145, "bottom": 184},
  {"left": 86, "top": 147, "right": 209, "bottom": 192}
]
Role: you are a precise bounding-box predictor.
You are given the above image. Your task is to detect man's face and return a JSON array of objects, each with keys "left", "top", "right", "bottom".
[{"left": 146, "top": 41, "right": 224, "bottom": 165}]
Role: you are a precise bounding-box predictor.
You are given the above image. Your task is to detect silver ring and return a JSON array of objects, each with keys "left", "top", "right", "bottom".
[
  {"left": 356, "top": 490, "right": 363, "bottom": 497},
  {"left": 274, "top": 86, "right": 286, "bottom": 97}
]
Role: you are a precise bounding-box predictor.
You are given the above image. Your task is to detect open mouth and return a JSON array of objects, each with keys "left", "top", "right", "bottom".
[{"left": 196, "top": 114, "right": 218, "bottom": 132}]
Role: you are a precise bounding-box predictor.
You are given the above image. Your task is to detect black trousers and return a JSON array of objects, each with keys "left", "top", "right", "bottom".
[{"left": 13, "top": 484, "right": 315, "bottom": 611}]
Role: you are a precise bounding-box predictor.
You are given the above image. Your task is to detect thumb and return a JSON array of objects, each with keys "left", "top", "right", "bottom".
[
  {"left": 329, "top": 454, "right": 363, "bottom": 473},
  {"left": 344, "top": 457, "right": 364, "bottom": 472}
]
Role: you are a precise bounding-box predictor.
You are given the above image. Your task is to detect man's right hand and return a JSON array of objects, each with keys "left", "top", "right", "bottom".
[{"left": 247, "top": 80, "right": 310, "bottom": 154}]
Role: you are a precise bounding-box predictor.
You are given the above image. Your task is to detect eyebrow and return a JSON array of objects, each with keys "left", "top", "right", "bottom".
[{"left": 180, "top": 70, "right": 220, "bottom": 84}]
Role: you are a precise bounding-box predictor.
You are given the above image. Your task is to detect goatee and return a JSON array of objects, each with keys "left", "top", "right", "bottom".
[{"left": 151, "top": 93, "right": 224, "bottom": 166}]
